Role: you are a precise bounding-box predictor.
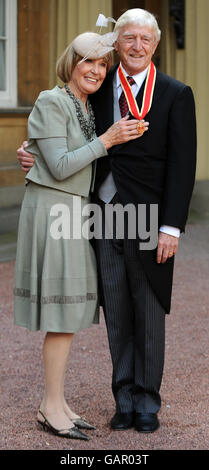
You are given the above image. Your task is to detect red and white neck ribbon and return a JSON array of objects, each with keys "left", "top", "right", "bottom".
[{"left": 118, "top": 61, "right": 156, "bottom": 120}]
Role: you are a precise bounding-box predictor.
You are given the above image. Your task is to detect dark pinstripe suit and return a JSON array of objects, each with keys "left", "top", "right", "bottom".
[
  {"left": 94, "top": 195, "right": 165, "bottom": 413},
  {"left": 90, "top": 65, "right": 196, "bottom": 414}
]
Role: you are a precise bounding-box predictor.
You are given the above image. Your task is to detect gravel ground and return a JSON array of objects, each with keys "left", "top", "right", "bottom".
[{"left": 0, "top": 223, "right": 208, "bottom": 451}]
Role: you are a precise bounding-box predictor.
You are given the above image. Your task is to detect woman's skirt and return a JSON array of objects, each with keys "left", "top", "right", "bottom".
[{"left": 14, "top": 182, "right": 99, "bottom": 332}]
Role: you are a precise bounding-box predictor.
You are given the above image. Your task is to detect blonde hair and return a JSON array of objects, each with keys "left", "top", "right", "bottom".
[
  {"left": 56, "top": 46, "right": 82, "bottom": 83},
  {"left": 56, "top": 42, "right": 112, "bottom": 83},
  {"left": 114, "top": 8, "right": 161, "bottom": 43}
]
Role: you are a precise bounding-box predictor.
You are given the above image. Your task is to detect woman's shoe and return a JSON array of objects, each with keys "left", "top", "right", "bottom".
[
  {"left": 72, "top": 418, "right": 96, "bottom": 430},
  {"left": 37, "top": 410, "right": 90, "bottom": 440}
]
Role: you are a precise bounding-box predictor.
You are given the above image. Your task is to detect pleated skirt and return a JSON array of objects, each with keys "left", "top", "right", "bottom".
[{"left": 14, "top": 182, "right": 99, "bottom": 332}]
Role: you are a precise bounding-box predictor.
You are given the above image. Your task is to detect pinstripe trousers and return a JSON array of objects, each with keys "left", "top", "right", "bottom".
[{"left": 94, "top": 196, "right": 166, "bottom": 414}]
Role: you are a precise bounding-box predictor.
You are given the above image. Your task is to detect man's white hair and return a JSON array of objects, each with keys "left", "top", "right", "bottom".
[{"left": 114, "top": 8, "right": 161, "bottom": 42}]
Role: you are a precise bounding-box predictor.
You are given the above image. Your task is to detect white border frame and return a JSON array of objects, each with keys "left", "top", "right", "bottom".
[{"left": 0, "top": 0, "right": 17, "bottom": 108}]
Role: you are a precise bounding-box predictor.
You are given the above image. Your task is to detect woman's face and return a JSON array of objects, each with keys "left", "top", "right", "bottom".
[{"left": 69, "top": 57, "right": 108, "bottom": 98}]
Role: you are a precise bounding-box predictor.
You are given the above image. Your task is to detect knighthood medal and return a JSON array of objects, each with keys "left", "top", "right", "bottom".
[{"left": 118, "top": 61, "right": 156, "bottom": 135}]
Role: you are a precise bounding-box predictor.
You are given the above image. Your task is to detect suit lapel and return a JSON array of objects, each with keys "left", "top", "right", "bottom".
[
  {"left": 134, "top": 78, "right": 146, "bottom": 113},
  {"left": 134, "top": 69, "right": 170, "bottom": 116},
  {"left": 151, "top": 69, "right": 170, "bottom": 106},
  {"left": 93, "top": 66, "right": 170, "bottom": 150},
  {"left": 93, "top": 66, "right": 167, "bottom": 127}
]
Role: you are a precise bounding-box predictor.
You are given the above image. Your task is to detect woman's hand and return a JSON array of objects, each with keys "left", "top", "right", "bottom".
[
  {"left": 17, "top": 141, "right": 34, "bottom": 173},
  {"left": 99, "top": 116, "right": 149, "bottom": 150}
]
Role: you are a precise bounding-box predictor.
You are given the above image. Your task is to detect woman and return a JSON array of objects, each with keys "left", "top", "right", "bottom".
[{"left": 14, "top": 31, "right": 145, "bottom": 440}]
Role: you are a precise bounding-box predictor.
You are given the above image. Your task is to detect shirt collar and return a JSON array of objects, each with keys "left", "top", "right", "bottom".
[{"left": 116, "top": 63, "right": 149, "bottom": 89}]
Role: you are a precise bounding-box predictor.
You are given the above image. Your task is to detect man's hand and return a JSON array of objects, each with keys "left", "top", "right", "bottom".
[
  {"left": 157, "top": 232, "right": 179, "bottom": 264},
  {"left": 17, "top": 141, "right": 34, "bottom": 173}
]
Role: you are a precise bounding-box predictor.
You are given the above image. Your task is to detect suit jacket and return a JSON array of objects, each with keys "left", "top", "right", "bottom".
[{"left": 89, "top": 65, "right": 197, "bottom": 313}]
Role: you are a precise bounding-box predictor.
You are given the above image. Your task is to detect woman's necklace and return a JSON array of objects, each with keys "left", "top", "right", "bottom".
[{"left": 64, "top": 84, "right": 96, "bottom": 142}]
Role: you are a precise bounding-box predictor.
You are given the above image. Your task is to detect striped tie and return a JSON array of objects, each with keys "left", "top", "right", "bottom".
[{"left": 119, "top": 76, "right": 136, "bottom": 117}]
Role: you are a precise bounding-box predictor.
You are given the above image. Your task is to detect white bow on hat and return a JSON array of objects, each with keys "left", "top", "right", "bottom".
[
  {"left": 74, "top": 14, "right": 118, "bottom": 64},
  {"left": 96, "top": 13, "right": 116, "bottom": 28}
]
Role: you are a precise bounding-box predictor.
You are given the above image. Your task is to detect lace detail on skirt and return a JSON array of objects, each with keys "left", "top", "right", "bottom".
[{"left": 14, "top": 288, "right": 97, "bottom": 304}]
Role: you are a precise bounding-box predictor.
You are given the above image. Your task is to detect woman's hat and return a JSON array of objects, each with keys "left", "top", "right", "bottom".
[
  {"left": 72, "top": 31, "right": 118, "bottom": 62},
  {"left": 72, "top": 15, "right": 118, "bottom": 63}
]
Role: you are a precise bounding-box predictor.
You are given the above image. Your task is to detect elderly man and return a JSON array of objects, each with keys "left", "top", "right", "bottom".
[{"left": 17, "top": 9, "right": 196, "bottom": 433}]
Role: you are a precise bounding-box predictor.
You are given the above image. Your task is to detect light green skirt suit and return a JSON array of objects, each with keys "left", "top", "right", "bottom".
[{"left": 14, "top": 86, "right": 107, "bottom": 332}]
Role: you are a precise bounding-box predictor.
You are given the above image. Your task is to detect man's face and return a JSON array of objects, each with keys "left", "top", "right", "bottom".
[{"left": 114, "top": 23, "right": 159, "bottom": 76}]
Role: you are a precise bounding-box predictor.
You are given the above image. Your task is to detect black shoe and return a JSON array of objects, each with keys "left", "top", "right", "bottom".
[
  {"left": 72, "top": 418, "right": 96, "bottom": 430},
  {"left": 37, "top": 410, "right": 90, "bottom": 440},
  {"left": 135, "top": 413, "right": 159, "bottom": 433},
  {"left": 110, "top": 412, "right": 134, "bottom": 430}
]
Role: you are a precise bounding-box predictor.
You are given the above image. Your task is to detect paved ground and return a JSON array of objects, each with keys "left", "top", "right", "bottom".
[{"left": 0, "top": 221, "right": 208, "bottom": 451}]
